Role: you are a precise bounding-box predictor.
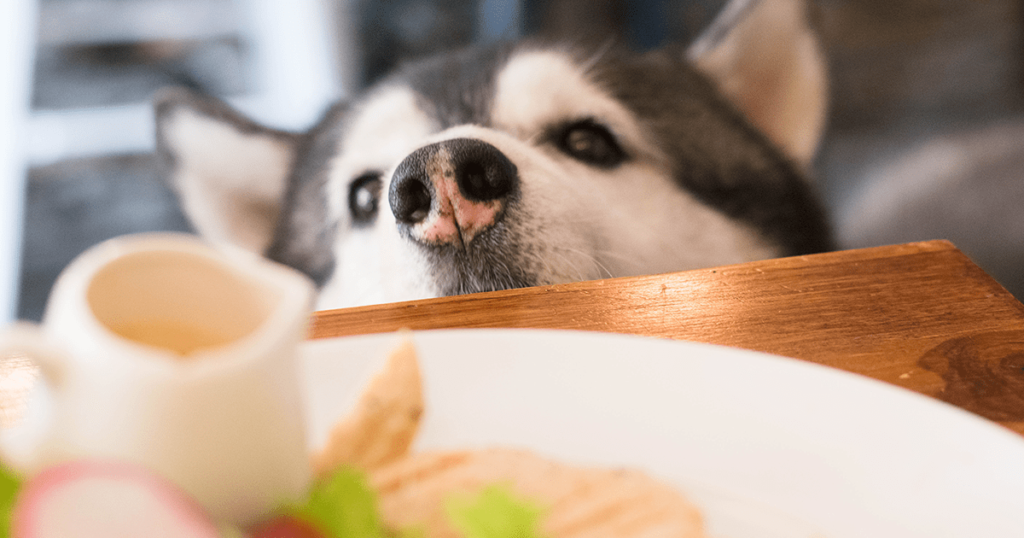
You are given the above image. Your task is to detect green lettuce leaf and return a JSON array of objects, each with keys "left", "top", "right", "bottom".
[
  {"left": 0, "top": 464, "right": 21, "bottom": 538},
  {"left": 288, "top": 466, "right": 386, "bottom": 538},
  {"left": 445, "top": 485, "right": 546, "bottom": 538}
]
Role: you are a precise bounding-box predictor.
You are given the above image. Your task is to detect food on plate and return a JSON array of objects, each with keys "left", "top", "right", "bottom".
[
  {"left": 10, "top": 460, "right": 220, "bottom": 538},
  {"left": 313, "top": 337, "right": 707, "bottom": 538},
  {"left": 0, "top": 334, "right": 707, "bottom": 538},
  {"left": 370, "top": 448, "right": 704, "bottom": 538},
  {"left": 312, "top": 336, "right": 424, "bottom": 476},
  {"left": 255, "top": 463, "right": 546, "bottom": 538}
]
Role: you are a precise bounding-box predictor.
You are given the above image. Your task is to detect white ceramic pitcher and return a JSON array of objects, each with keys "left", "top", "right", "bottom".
[{"left": 0, "top": 233, "right": 315, "bottom": 525}]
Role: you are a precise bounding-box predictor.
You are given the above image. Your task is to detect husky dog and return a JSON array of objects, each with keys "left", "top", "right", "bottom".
[{"left": 155, "top": 0, "right": 832, "bottom": 310}]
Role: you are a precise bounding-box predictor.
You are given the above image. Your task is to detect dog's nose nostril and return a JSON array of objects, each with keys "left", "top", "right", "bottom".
[
  {"left": 461, "top": 162, "right": 490, "bottom": 199},
  {"left": 453, "top": 140, "right": 516, "bottom": 202},
  {"left": 390, "top": 175, "right": 432, "bottom": 224}
]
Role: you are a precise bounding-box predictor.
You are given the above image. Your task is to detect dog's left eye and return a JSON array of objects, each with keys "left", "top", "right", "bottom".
[
  {"left": 556, "top": 120, "right": 626, "bottom": 168},
  {"left": 348, "top": 172, "right": 382, "bottom": 225}
]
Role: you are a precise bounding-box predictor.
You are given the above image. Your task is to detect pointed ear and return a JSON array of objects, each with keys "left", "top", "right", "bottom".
[
  {"left": 154, "top": 88, "right": 299, "bottom": 255},
  {"left": 688, "top": 0, "right": 827, "bottom": 168}
]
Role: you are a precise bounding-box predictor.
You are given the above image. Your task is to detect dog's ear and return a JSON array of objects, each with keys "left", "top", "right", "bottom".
[
  {"left": 154, "top": 88, "right": 299, "bottom": 255},
  {"left": 687, "top": 0, "right": 827, "bottom": 167}
]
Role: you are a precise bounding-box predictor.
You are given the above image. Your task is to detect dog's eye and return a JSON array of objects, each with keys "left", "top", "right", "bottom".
[
  {"left": 348, "top": 172, "right": 382, "bottom": 225},
  {"left": 557, "top": 120, "right": 626, "bottom": 168}
]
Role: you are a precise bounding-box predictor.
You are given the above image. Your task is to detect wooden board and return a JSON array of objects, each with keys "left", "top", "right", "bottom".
[{"left": 311, "top": 241, "right": 1024, "bottom": 435}]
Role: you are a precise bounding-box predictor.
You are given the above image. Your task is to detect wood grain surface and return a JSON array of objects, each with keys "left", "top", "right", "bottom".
[{"left": 310, "top": 240, "right": 1024, "bottom": 435}]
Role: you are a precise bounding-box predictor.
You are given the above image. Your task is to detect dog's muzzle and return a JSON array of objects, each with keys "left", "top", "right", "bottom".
[{"left": 389, "top": 138, "right": 518, "bottom": 247}]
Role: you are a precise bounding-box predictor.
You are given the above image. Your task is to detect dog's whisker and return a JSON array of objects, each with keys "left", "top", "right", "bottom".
[
  {"left": 546, "top": 246, "right": 609, "bottom": 283},
  {"left": 563, "top": 247, "right": 616, "bottom": 280},
  {"left": 588, "top": 248, "right": 639, "bottom": 269}
]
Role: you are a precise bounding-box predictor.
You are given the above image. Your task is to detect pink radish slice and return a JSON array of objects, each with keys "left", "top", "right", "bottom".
[{"left": 12, "top": 460, "right": 221, "bottom": 538}]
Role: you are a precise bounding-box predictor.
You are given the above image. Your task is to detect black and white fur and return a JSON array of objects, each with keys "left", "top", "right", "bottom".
[{"left": 155, "top": 0, "right": 832, "bottom": 310}]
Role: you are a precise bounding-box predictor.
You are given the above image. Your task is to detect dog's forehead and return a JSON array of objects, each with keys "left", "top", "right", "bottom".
[
  {"left": 331, "top": 44, "right": 507, "bottom": 174},
  {"left": 340, "top": 85, "right": 435, "bottom": 170},
  {"left": 490, "top": 49, "right": 649, "bottom": 151},
  {"left": 340, "top": 46, "right": 648, "bottom": 160},
  {"left": 400, "top": 44, "right": 511, "bottom": 127}
]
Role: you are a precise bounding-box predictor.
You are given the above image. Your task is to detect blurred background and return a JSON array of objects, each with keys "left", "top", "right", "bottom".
[{"left": 2, "top": 0, "right": 1022, "bottom": 321}]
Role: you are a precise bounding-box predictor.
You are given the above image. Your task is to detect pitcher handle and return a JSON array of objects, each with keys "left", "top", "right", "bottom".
[
  {"left": 0, "top": 322, "right": 68, "bottom": 473},
  {"left": 0, "top": 323, "right": 68, "bottom": 382}
]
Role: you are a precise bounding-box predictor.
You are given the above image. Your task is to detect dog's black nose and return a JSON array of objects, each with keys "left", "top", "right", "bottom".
[
  {"left": 389, "top": 139, "right": 518, "bottom": 236},
  {"left": 389, "top": 138, "right": 518, "bottom": 225}
]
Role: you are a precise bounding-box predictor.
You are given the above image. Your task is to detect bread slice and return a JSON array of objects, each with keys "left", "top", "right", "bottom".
[{"left": 312, "top": 337, "right": 424, "bottom": 477}]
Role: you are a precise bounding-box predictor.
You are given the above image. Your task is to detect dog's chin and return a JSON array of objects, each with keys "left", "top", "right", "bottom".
[{"left": 419, "top": 225, "right": 539, "bottom": 297}]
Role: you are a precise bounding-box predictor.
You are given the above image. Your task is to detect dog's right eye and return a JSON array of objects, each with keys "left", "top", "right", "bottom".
[
  {"left": 348, "top": 172, "right": 382, "bottom": 225},
  {"left": 556, "top": 119, "right": 626, "bottom": 168}
]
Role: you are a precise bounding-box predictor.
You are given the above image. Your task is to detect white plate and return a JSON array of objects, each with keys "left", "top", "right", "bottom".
[{"left": 301, "top": 329, "right": 1024, "bottom": 538}]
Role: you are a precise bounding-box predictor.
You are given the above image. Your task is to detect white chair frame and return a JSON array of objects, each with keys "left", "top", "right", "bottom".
[
  {"left": 26, "top": 0, "right": 349, "bottom": 167},
  {"left": 0, "top": 0, "right": 38, "bottom": 321}
]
